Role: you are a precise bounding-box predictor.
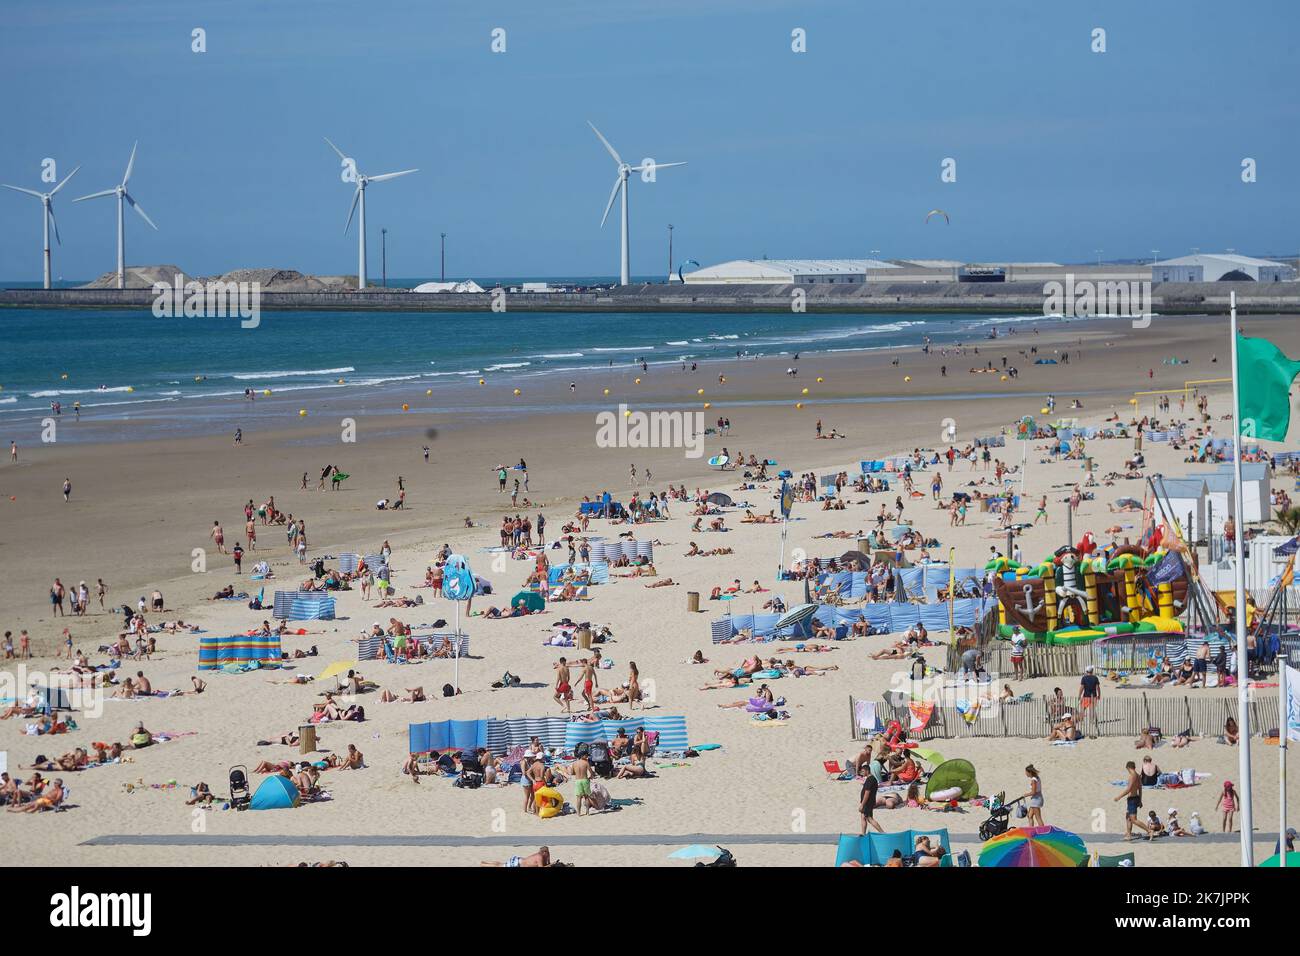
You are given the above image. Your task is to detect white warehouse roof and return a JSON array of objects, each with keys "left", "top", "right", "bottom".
[
  {"left": 1153, "top": 253, "right": 1284, "bottom": 268},
  {"left": 683, "top": 258, "right": 899, "bottom": 283}
]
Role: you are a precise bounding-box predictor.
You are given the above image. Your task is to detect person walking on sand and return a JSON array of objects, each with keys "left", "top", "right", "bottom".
[
  {"left": 1078, "top": 665, "right": 1101, "bottom": 736},
  {"left": 9, "top": 441, "right": 16, "bottom": 462},
  {"left": 553, "top": 658, "right": 573, "bottom": 714},
  {"left": 1115, "top": 760, "right": 1153, "bottom": 842},
  {"left": 578, "top": 657, "right": 598, "bottom": 712},
  {"left": 629, "top": 463, "right": 637, "bottom": 486},
  {"left": 245, "top": 518, "right": 257, "bottom": 550},
  {"left": 1034, "top": 495, "right": 1048, "bottom": 525},
  {"left": 1215, "top": 780, "right": 1238, "bottom": 832},
  {"left": 61, "top": 477, "right": 71, "bottom": 502},
  {"left": 211, "top": 520, "right": 226, "bottom": 554},
  {"left": 234, "top": 427, "right": 242, "bottom": 445},
  {"left": 859, "top": 771, "right": 885, "bottom": 835},
  {"left": 1022, "top": 765, "right": 1045, "bottom": 827},
  {"left": 96, "top": 579, "right": 107, "bottom": 611}
]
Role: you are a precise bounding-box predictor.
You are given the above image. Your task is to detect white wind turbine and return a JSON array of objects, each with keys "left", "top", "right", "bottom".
[
  {"left": 588, "top": 121, "right": 685, "bottom": 286},
  {"left": 2, "top": 164, "right": 81, "bottom": 289},
  {"left": 325, "top": 138, "right": 417, "bottom": 290},
  {"left": 73, "top": 142, "right": 158, "bottom": 290}
]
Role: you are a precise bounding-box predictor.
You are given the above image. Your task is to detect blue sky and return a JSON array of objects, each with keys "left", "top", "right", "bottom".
[{"left": 1, "top": 0, "right": 1297, "bottom": 281}]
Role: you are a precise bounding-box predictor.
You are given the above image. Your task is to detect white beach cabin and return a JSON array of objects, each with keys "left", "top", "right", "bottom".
[{"left": 1152, "top": 476, "right": 1208, "bottom": 542}]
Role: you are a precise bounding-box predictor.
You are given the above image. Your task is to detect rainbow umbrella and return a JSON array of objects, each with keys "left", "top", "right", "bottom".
[{"left": 979, "top": 826, "right": 1088, "bottom": 868}]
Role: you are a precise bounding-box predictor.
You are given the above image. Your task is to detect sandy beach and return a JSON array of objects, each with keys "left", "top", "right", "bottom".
[{"left": 2, "top": 312, "right": 1298, "bottom": 867}]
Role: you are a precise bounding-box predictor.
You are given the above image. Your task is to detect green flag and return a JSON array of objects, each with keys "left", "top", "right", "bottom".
[{"left": 1237, "top": 333, "right": 1300, "bottom": 442}]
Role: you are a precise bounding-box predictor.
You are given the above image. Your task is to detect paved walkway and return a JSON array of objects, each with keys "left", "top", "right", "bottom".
[{"left": 81, "top": 831, "right": 1244, "bottom": 848}]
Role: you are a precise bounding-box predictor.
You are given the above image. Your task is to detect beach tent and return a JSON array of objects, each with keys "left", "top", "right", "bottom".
[
  {"left": 834, "top": 828, "right": 953, "bottom": 867},
  {"left": 706, "top": 492, "right": 733, "bottom": 507},
  {"left": 249, "top": 774, "right": 299, "bottom": 810},
  {"left": 924, "top": 758, "right": 979, "bottom": 800},
  {"left": 1152, "top": 477, "right": 1207, "bottom": 542},
  {"left": 511, "top": 590, "right": 545, "bottom": 611}
]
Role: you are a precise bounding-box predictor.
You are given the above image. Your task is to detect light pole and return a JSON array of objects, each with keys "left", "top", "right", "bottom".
[
  {"left": 381, "top": 228, "right": 388, "bottom": 287},
  {"left": 1151, "top": 249, "right": 1159, "bottom": 264},
  {"left": 1094, "top": 248, "right": 1103, "bottom": 266},
  {"left": 667, "top": 224, "right": 673, "bottom": 283},
  {"left": 440, "top": 232, "right": 446, "bottom": 281}
]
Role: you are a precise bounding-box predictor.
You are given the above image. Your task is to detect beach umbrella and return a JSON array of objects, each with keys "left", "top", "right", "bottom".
[
  {"left": 1258, "top": 852, "right": 1300, "bottom": 867},
  {"left": 442, "top": 553, "right": 476, "bottom": 693},
  {"left": 668, "top": 844, "right": 721, "bottom": 860},
  {"left": 317, "top": 660, "right": 356, "bottom": 682},
  {"left": 979, "top": 826, "right": 1088, "bottom": 868},
  {"left": 839, "top": 550, "right": 872, "bottom": 568},
  {"left": 776, "top": 602, "right": 818, "bottom": 630},
  {"left": 1114, "top": 497, "right": 1142, "bottom": 509},
  {"left": 706, "top": 492, "right": 733, "bottom": 507}
]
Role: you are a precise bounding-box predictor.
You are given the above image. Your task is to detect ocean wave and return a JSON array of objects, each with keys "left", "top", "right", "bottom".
[
  {"left": 484, "top": 362, "right": 531, "bottom": 371},
  {"left": 231, "top": 367, "right": 355, "bottom": 380},
  {"left": 425, "top": 369, "right": 483, "bottom": 377},
  {"left": 590, "top": 347, "right": 649, "bottom": 353},
  {"left": 30, "top": 386, "right": 133, "bottom": 397},
  {"left": 665, "top": 340, "right": 689, "bottom": 346},
  {"left": 537, "top": 352, "right": 585, "bottom": 359},
  {"left": 0, "top": 396, "right": 16, "bottom": 404}
]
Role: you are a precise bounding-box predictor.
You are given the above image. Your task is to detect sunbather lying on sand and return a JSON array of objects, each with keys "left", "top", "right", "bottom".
[
  {"left": 644, "top": 578, "right": 676, "bottom": 588},
  {"left": 379, "top": 687, "right": 426, "bottom": 703}
]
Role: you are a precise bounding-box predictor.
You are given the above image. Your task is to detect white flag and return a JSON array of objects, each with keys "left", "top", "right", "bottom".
[{"left": 1287, "top": 664, "right": 1300, "bottom": 743}]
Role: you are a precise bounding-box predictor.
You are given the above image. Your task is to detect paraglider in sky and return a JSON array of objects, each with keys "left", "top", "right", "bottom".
[{"left": 924, "top": 209, "right": 950, "bottom": 225}]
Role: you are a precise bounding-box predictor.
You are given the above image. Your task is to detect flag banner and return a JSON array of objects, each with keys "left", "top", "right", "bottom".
[
  {"left": 1147, "top": 550, "right": 1186, "bottom": 586},
  {"left": 1237, "top": 334, "right": 1300, "bottom": 442},
  {"left": 780, "top": 479, "right": 793, "bottom": 519}
]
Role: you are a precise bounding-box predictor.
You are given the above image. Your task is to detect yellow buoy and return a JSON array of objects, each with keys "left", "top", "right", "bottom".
[
  {"left": 816, "top": 376, "right": 824, "bottom": 383},
  {"left": 299, "top": 409, "right": 307, "bottom": 417},
  {"left": 703, "top": 402, "right": 711, "bottom": 409},
  {"left": 426, "top": 389, "right": 432, "bottom": 396},
  {"left": 263, "top": 389, "right": 272, "bottom": 396},
  {"left": 401, "top": 403, "right": 410, "bottom": 411},
  {"left": 513, "top": 388, "right": 521, "bottom": 396},
  {"left": 720, "top": 376, "right": 726, "bottom": 384},
  {"left": 697, "top": 388, "right": 705, "bottom": 395},
  {"left": 194, "top": 376, "right": 202, "bottom": 382},
  {"left": 61, "top": 373, "right": 68, "bottom": 380},
  {"left": 635, "top": 377, "right": 641, "bottom": 384},
  {"left": 126, "top": 386, "right": 134, "bottom": 392},
  {"left": 479, "top": 378, "right": 485, "bottom": 386},
  {"left": 623, "top": 409, "right": 632, "bottom": 417},
  {"left": 795, "top": 402, "right": 804, "bottom": 409},
  {"left": 801, "top": 387, "right": 809, "bottom": 395},
  {"left": 1000, "top": 375, "right": 1008, "bottom": 382},
  {"left": 1041, "top": 407, "right": 1050, "bottom": 414},
  {"left": 1129, "top": 398, "right": 1138, "bottom": 405},
  {"left": 903, "top": 376, "right": 911, "bottom": 383},
  {"left": 603, "top": 388, "right": 610, "bottom": 396}
]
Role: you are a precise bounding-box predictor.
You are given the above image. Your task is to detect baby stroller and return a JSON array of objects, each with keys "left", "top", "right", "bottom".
[
  {"left": 588, "top": 741, "right": 615, "bottom": 779},
  {"left": 978, "top": 791, "right": 1025, "bottom": 841},
  {"left": 228, "top": 765, "right": 251, "bottom": 810}
]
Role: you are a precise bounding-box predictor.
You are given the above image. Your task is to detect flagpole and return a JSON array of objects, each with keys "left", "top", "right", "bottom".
[
  {"left": 1229, "top": 289, "right": 1255, "bottom": 866},
  {"left": 1281, "top": 663, "right": 1289, "bottom": 867}
]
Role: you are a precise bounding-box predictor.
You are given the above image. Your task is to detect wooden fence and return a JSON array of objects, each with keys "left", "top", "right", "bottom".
[{"left": 850, "top": 693, "right": 1281, "bottom": 741}]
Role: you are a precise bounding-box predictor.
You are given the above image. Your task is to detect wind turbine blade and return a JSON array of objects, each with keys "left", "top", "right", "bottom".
[
  {"left": 1, "top": 183, "right": 44, "bottom": 199},
  {"left": 632, "top": 161, "right": 687, "bottom": 172},
  {"left": 48, "top": 204, "right": 62, "bottom": 246},
  {"left": 324, "top": 137, "right": 349, "bottom": 162},
  {"left": 367, "top": 168, "right": 418, "bottom": 183},
  {"left": 124, "top": 192, "right": 158, "bottom": 230},
  {"left": 344, "top": 186, "right": 360, "bottom": 234},
  {"left": 73, "top": 189, "right": 116, "bottom": 203},
  {"left": 123, "top": 142, "right": 138, "bottom": 185},
  {"left": 587, "top": 122, "right": 622, "bottom": 165},
  {"left": 599, "top": 175, "right": 621, "bottom": 228},
  {"left": 50, "top": 165, "right": 81, "bottom": 196}
]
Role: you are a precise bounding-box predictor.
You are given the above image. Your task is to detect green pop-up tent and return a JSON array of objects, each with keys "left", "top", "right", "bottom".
[
  {"left": 924, "top": 758, "right": 979, "bottom": 800},
  {"left": 511, "top": 590, "right": 545, "bottom": 612}
]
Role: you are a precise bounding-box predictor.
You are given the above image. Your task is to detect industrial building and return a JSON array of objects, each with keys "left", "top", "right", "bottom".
[
  {"left": 680, "top": 258, "right": 897, "bottom": 285},
  {"left": 1151, "top": 253, "right": 1296, "bottom": 283}
]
